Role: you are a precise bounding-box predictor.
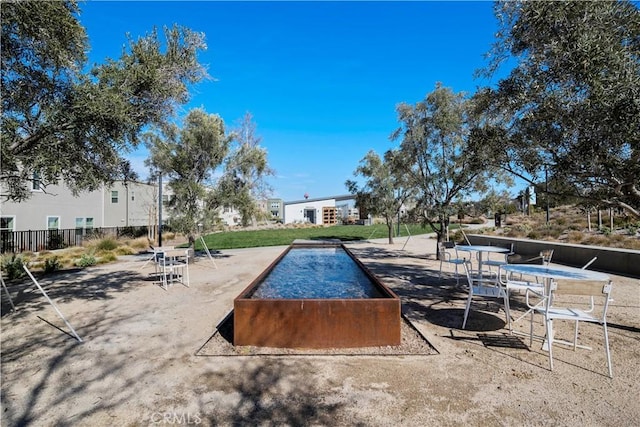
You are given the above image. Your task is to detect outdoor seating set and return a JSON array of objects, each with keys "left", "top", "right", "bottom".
[
  {"left": 437, "top": 242, "right": 613, "bottom": 378},
  {"left": 145, "top": 246, "right": 190, "bottom": 290}
]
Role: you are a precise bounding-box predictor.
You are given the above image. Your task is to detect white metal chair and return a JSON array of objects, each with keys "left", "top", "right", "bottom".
[
  {"left": 539, "top": 249, "right": 554, "bottom": 265},
  {"left": 438, "top": 241, "right": 467, "bottom": 285},
  {"left": 483, "top": 243, "right": 515, "bottom": 273},
  {"left": 461, "top": 261, "right": 509, "bottom": 330},
  {"left": 498, "top": 265, "right": 545, "bottom": 333},
  {"left": 156, "top": 248, "right": 190, "bottom": 290},
  {"left": 526, "top": 278, "right": 613, "bottom": 377},
  {"left": 582, "top": 256, "right": 597, "bottom": 270}
]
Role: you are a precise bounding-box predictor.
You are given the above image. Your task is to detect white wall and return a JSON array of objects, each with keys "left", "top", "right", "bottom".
[{"left": 284, "top": 199, "right": 336, "bottom": 224}]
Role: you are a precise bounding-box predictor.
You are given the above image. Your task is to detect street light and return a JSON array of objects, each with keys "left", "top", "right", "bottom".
[
  {"left": 545, "top": 164, "right": 550, "bottom": 225},
  {"left": 158, "top": 172, "right": 163, "bottom": 247}
]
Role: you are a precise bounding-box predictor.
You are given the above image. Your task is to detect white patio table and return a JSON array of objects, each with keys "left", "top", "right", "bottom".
[
  {"left": 455, "top": 245, "right": 510, "bottom": 282},
  {"left": 501, "top": 264, "right": 610, "bottom": 349}
]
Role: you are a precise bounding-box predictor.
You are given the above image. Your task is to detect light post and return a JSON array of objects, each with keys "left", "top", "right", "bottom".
[
  {"left": 545, "top": 164, "right": 550, "bottom": 225},
  {"left": 158, "top": 172, "right": 163, "bottom": 247}
]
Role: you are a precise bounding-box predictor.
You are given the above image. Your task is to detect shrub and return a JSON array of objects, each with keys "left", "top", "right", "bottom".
[
  {"left": 43, "top": 256, "right": 62, "bottom": 274},
  {"left": 527, "top": 230, "right": 541, "bottom": 240},
  {"left": 1, "top": 254, "right": 25, "bottom": 280},
  {"left": 114, "top": 246, "right": 134, "bottom": 256},
  {"left": 76, "top": 253, "right": 97, "bottom": 268},
  {"left": 98, "top": 253, "right": 117, "bottom": 264},
  {"left": 96, "top": 237, "right": 119, "bottom": 251}
]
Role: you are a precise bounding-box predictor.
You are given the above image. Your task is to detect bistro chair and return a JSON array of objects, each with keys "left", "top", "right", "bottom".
[
  {"left": 526, "top": 278, "right": 613, "bottom": 377},
  {"left": 498, "top": 265, "right": 545, "bottom": 333},
  {"left": 438, "top": 241, "right": 467, "bottom": 285},
  {"left": 156, "top": 248, "right": 190, "bottom": 290},
  {"left": 461, "top": 261, "right": 509, "bottom": 330}
]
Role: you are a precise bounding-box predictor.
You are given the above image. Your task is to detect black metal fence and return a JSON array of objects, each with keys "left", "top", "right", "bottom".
[{"left": 0, "top": 226, "right": 156, "bottom": 254}]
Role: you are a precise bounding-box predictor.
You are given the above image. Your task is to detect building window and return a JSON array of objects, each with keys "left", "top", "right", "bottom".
[
  {"left": 75, "top": 218, "right": 84, "bottom": 229},
  {"left": 111, "top": 191, "right": 118, "bottom": 203},
  {"left": 1, "top": 216, "right": 15, "bottom": 232},
  {"left": 31, "top": 171, "right": 42, "bottom": 191},
  {"left": 85, "top": 218, "right": 94, "bottom": 229},
  {"left": 131, "top": 191, "right": 135, "bottom": 202},
  {"left": 47, "top": 216, "right": 60, "bottom": 230}
]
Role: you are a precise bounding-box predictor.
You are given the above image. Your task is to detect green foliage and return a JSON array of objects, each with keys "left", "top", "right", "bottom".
[
  {"left": 146, "top": 108, "right": 230, "bottom": 245},
  {"left": 1, "top": 254, "right": 25, "bottom": 280},
  {"left": 391, "top": 83, "right": 505, "bottom": 241},
  {"left": 43, "top": 256, "right": 62, "bottom": 274},
  {"left": 2, "top": 0, "right": 208, "bottom": 201},
  {"left": 96, "top": 238, "right": 118, "bottom": 251},
  {"left": 76, "top": 253, "right": 97, "bottom": 268},
  {"left": 476, "top": 1, "right": 640, "bottom": 218},
  {"left": 345, "top": 150, "right": 414, "bottom": 244},
  {"left": 215, "top": 112, "right": 275, "bottom": 227},
  {"left": 197, "top": 224, "right": 434, "bottom": 250}
]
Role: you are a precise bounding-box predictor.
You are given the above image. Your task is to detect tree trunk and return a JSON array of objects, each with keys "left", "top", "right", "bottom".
[
  {"left": 598, "top": 210, "right": 603, "bottom": 229},
  {"left": 387, "top": 221, "right": 394, "bottom": 245}
]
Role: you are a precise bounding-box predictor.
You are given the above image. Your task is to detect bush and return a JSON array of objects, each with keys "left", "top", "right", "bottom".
[
  {"left": 96, "top": 238, "right": 118, "bottom": 251},
  {"left": 76, "top": 253, "right": 97, "bottom": 268},
  {"left": 43, "top": 256, "right": 62, "bottom": 274},
  {"left": 98, "top": 253, "right": 117, "bottom": 264},
  {"left": 1, "top": 254, "right": 25, "bottom": 280}
]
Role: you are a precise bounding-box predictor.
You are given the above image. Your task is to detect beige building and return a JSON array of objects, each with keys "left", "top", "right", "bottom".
[{"left": 1, "top": 179, "right": 159, "bottom": 233}]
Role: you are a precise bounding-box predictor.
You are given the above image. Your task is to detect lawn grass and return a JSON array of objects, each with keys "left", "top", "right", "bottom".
[{"left": 196, "top": 223, "right": 436, "bottom": 250}]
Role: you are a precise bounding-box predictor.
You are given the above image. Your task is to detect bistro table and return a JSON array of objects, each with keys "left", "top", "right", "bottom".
[
  {"left": 455, "top": 245, "right": 510, "bottom": 281},
  {"left": 501, "top": 263, "right": 610, "bottom": 349}
]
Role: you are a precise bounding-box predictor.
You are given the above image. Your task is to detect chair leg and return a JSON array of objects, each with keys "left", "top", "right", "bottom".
[
  {"left": 454, "top": 263, "right": 460, "bottom": 286},
  {"left": 503, "top": 293, "right": 512, "bottom": 332},
  {"left": 529, "top": 310, "right": 535, "bottom": 347},
  {"left": 603, "top": 322, "right": 613, "bottom": 378},
  {"left": 573, "top": 321, "right": 579, "bottom": 351},
  {"left": 545, "top": 317, "right": 554, "bottom": 371},
  {"left": 439, "top": 260, "right": 443, "bottom": 279},
  {"left": 462, "top": 292, "right": 473, "bottom": 329}
]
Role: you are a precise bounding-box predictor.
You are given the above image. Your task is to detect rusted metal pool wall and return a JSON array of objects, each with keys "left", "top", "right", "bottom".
[{"left": 233, "top": 243, "right": 401, "bottom": 348}]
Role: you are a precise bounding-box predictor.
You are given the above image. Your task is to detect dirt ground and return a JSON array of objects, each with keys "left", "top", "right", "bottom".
[{"left": 1, "top": 234, "right": 639, "bottom": 426}]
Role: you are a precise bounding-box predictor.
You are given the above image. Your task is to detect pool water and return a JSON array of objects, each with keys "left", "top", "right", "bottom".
[{"left": 250, "top": 246, "right": 385, "bottom": 299}]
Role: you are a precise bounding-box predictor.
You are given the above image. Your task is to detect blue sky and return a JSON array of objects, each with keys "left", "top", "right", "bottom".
[{"left": 79, "top": 1, "right": 511, "bottom": 202}]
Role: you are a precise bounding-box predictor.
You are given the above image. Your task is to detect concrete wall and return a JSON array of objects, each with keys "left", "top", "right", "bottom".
[{"left": 467, "top": 234, "right": 640, "bottom": 278}]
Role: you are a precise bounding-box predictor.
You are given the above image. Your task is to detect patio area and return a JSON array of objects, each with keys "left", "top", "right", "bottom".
[{"left": 1, "top": 234, "right": 639, "bottom": 426}]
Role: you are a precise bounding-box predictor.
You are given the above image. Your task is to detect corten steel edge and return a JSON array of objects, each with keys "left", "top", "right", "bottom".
[{"left": 233, "top": 243, "right": 401, "bottom": 349}]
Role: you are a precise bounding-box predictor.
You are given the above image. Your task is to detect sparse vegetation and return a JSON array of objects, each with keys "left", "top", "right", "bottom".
[
  {"left": 43, "top": 256, "right": 62, "bottom": 274},
  {"left": 1, "top": 254, "right": 26, "bottom": 280},
  {"left": 478, "top": 206, "right": 640, "bottom": 250},
  {"left": 76, "top": 253, "right": 97, "bottom": 268}
]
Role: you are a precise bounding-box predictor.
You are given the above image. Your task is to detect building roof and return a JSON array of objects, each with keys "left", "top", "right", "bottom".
[{"left": 284, "top": 194, "right": 355, "bottom": 205}]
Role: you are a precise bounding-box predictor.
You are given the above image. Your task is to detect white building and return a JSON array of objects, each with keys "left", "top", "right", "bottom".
[{"left": 283, "top": 195, "right": 355, "bottom": 225}]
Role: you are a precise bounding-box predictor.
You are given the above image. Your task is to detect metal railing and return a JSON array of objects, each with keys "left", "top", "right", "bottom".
[{"left": 0, "top": 226, "right": 156, "bottom": 254}]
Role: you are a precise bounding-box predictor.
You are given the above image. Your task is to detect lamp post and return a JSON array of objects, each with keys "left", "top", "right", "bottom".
[
  {"left": 545, "top": 164, "right": 550, "bottom": 225},
  {"left": 158, "top": 172, "right": 163, "bottom": 247}
]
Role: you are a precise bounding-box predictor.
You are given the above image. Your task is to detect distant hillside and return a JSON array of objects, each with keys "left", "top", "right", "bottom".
[{"left": 459, "top": 206, "right": 640, "bottom": 250}]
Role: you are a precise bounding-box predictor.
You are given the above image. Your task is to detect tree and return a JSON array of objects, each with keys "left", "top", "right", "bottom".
[
  {"left": 1, "top": 0, "right": 208, "bottom": 201},
  {"left": 346, "top": 149, "right": 413, "bottom": 244},
  {"left": 145, "top": 109, "right": 230, "bottom": 246},
  {"left": 392, "top": 83, "right": 502, "bottom": 249},
  {"left": 214, "top": 113, "right": 275, "bottom": 227},
  {"left": 473, "top": 1, "right": 640, "bottom": 218}
]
